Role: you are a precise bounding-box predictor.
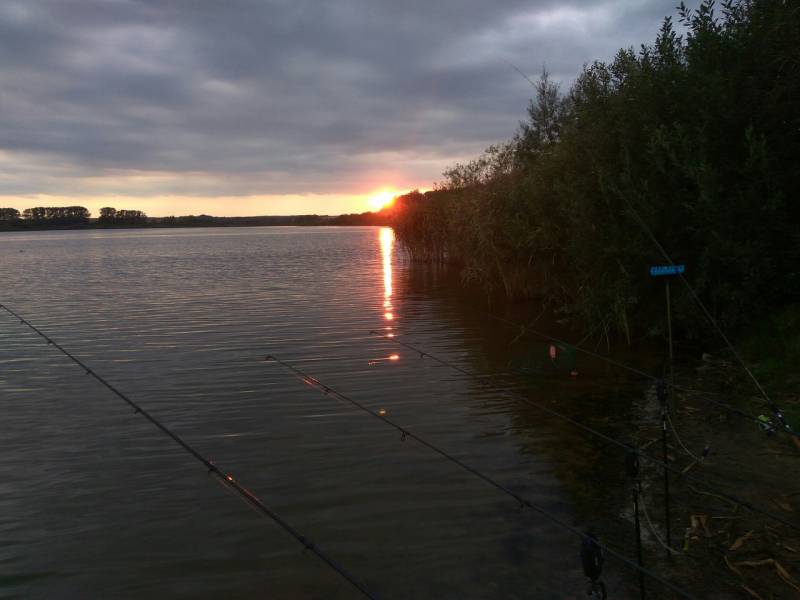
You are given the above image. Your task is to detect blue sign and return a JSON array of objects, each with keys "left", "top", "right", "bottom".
[{"left": 649, "top": 264, "right": 685, "bottom": 277}]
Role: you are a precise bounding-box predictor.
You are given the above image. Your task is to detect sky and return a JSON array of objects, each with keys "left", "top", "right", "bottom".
[{"left": 0, "top": 1, "right": 699, "bottom": 217}]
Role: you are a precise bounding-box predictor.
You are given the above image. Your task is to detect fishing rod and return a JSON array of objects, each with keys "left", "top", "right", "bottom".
[
  {"left": 369, "top": 331, "right": 800, "bottom": 534},
  {"left": 0, "top": 303, "right": 378, "bottom": 600},
  {"left": 265, "top": 353, "right": 696, "bottom": 600}
]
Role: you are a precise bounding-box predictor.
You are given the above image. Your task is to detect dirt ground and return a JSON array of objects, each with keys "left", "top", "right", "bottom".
[{"left": 629, "top": 356, "right": 800, "bottom": 599}]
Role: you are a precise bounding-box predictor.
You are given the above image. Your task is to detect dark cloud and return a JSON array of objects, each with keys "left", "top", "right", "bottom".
[{"left": 0, "top": 0, "right": 700, "bottom": 202}]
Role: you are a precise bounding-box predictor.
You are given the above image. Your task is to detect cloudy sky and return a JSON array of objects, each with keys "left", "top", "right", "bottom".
[{"left": 0, "top": 1, "right": 697, "bottom": 216}]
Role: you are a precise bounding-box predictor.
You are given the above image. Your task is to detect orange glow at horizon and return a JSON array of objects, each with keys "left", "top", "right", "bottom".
[{"left": 368, "top": 190, "right": 398, "bottom": 211}]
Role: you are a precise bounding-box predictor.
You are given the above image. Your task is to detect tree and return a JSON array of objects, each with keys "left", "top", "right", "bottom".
[
  {"left": 0, "top": 208, "right": 20, "bottom": 222},
  {"left": 115, "top": 209, "right": 147, "bottom": 225},
  {"left": 515, "top": 70, "right": 569, "bottom": 163},
  {"left": 99, "top": 207, "right": 117, "bottom": 224},
  {"left": 20, "top": 206, "right": 90, "bottom": 225}
]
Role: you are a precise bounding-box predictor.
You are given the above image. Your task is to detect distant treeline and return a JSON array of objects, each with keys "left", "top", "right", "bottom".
[
  {"left": 0, "top": 205, "right": 391, "bottom": 230},
  {"left": 1, "top": 206, "right": 91, "bottom": 227},
  {"left": 99, "top": 207, "right": 148, "bottom": 225},
  {"left": 391, "top": 0, "right": 799, "bottom": 341}
]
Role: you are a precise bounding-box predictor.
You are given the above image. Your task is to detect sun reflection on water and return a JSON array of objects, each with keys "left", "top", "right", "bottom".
[
  {"left": 380, "top": 227, "right": 394, "bottom": 322},
  {"left": 381, "top": 227, "right": 393, "bottom": 301},
  {"left": 379, "top": 227, "right": 399, "bottom": 361}
]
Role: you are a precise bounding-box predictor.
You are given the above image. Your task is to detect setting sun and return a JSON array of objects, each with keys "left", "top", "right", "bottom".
[{"left": 367, "top": 190, "right": 397, "bottom": 211}]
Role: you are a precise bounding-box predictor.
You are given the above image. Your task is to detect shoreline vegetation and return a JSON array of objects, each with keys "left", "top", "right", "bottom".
[
  {"left": 0, "top": 206, "right": 391, "bottom": 231},
  {"left": 388, "top": 0, "right": 799, "bottom": 349}
]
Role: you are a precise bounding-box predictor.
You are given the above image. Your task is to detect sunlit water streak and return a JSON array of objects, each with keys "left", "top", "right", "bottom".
[{"left": 0, "top": 227, "right": 641, "bottom": 599}]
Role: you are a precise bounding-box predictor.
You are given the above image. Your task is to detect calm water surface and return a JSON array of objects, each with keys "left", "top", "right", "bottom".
[{"left": 0, "top": 227, "right": 648, "bottom": 599}]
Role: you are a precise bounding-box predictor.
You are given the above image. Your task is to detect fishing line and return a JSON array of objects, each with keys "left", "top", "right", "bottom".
[
  {"left": 265, "top": 353, "right": 696, "bottom": 599},
  {"left": 666, "top": 412, "right": 706, "bottom": 464},
  {"left": 480, "top": 309, "right": 795, "bottom": 438},
  {"left": 620, "top": 196, "right": 797, "bottom": 439},
  {"left": 492, "top": 57, "right": 788, "bottom": 437},
  {"left": 637, "top": 484, "right": 682, "bottom": 557},
  {"left": 398, "top": 57, "right": 790, "bottom": 434},
  {"left": 484, "top": 311, "right": 717, "bottom": 395},
  {"left": 0, "top": 303, "right": 378, "bottom": 600},
  {"left": 369, "top": 331, "right": 800, "bottom": 533}
]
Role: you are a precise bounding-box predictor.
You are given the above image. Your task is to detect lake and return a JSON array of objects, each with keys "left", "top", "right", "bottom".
[{"left": 0, "top": 226, "right": 650, "bottom": 599}]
